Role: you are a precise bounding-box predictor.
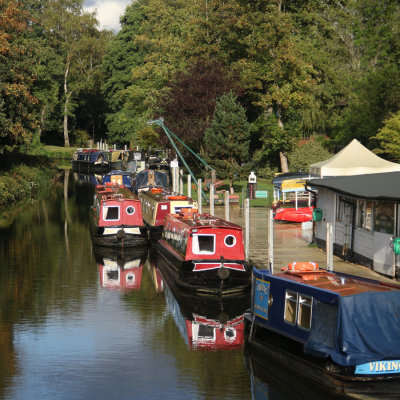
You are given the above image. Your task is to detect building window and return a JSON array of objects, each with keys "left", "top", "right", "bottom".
[
  {"left": 358, "top": 200, "right": 373, "bottom": 231},
  {"left": 374, "top": 202, "right": 395, "bottom": 234},
  {"left": 192, "top": 234, "right": 215, "bottom": 255}
]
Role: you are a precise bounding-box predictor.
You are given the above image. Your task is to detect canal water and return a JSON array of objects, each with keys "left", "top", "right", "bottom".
[{"left": 0, "top": 171, "right": 375, "bottom": 400}]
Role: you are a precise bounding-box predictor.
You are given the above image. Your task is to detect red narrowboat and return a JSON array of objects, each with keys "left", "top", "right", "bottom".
[
  {"left": 139, "top": 189, "right": 198, "bottom": 244},
  {"left": 90, "top": 184, "right": 148, "bottom": 248},
  {"left": 157, "top": 212, "right": 252, "bottom": 296}
]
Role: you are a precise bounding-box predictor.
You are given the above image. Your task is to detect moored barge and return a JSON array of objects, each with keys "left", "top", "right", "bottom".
[
  {"left": 139, "top": 189, "right": 197, "bottom": 243},
  {"left": 90, "top": 184, "right": 148, "bottom": 248},
  {"left": 244, "top": 262, "right": 400, "bottom": 392},
  {"left": 71, "top": 149, "right": 110, "bottom": 172},
  {"left": 157, "top": 212, "right": 252, "bottom": 296}
]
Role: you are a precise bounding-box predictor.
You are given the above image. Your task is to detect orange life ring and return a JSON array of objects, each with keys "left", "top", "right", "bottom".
[
  {"left": 168, "top": 195, "right": 187, "bottom": 200},
  {"left": 285, "top": 261, "right": 319, "bottom": 272}
]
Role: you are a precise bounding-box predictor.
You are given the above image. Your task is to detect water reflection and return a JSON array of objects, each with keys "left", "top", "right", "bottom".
[
  {"left": 94, "top": 246, "right": 148, "bottom": 291},
  {"left": 153, "top": 252, "right": 249, "bottom": 351}
]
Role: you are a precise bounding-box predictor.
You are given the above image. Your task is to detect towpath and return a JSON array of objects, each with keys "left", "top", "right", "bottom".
[{"left": 210, "top": 206, "right": 398, "bottom": 284}]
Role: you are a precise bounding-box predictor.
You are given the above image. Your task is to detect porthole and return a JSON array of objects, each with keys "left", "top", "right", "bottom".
[
  {"left": 126, "top": 206, "right": 135, "bottom": 215},
  {"left": 224, "top": 327, "right": 237, "bottom": 341},
  {"left": 224, "top": 235, "right": 236, "bottom": 247}
]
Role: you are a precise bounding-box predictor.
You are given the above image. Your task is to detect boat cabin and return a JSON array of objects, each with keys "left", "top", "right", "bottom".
[
  {"left": 90, "top": 183, "right": 148, "bottom": 247},
  {"left": 71, "top": 149, "right": 109, "bottom": 172},
  {"left": 162, "top": 212, "right": 245, "bottom": 267}
]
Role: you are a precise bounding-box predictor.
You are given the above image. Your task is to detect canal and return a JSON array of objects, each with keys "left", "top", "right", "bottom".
[{"left": 0, "top": 171, "right": 374, "bottom": 400}]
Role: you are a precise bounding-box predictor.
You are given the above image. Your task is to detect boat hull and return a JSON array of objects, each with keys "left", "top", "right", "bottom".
[{"left": 157, "top": 240, "right": 251, "bottom": 296}]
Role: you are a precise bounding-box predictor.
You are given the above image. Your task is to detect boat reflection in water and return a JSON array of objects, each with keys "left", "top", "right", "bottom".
[
  {"left": 94, "top": 246, "right": 148, "bottom": 291},
  {"left": 73, "top": 172, "right": 103, "bottom": 186},
  {"left": 154, "top": 252, "right": 249, "bottom": 350}
]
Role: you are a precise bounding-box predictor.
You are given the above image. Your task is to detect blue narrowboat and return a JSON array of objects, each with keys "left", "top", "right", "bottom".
[
  {"left": 71, "top": 149, "right": 110, "bottom": 172},
  {"left": 244, "top": 262, "right": 400, "bottom": 390},
  {"left": 102, "top": 170, "right": 134, "bottom": 190}
]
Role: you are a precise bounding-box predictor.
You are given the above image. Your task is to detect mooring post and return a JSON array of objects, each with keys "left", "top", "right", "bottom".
[
  {"left": 327, "top": 222, "right": 333, "bottom": 271},
  {"left": 245, "top": 198, "right": 250, "bottom": 260},
  {"left": 210, "top": 184, "right": 215, "bottom": 216},
  {"left": 224, "top": 190, "right": 230, "bottom": 221},
  {"left": 187, "top": 175, "right": 191, "bottom": 198},
  {"left": 179, "top": 169, "right": 183, "bottom": 195},
  {"left": 197, "top": 179, "right": 202, "bottom": 213},
  {"left": 268, "top": 208, "right": 274, "bottom": 273}
]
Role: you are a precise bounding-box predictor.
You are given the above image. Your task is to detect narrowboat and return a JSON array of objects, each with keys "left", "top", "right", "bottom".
[
  {"left": 131, "top": 169, "right": 169, "bottom": 194},
  {"left": 102, "top": 170, "right": 134, "bottom": 190},
  {"left": 157, "top": 212, "right": 252, "bottom": 296},
  {"left": 108, "top": 149, "right": 128, "bottom": 170},
  {"left": 244, "top": 262, "right": 400, "bottom": 392},
  {"left": 90, "top": 183, "right": 148, "bottom": 248},
  {"left": 94, "top": 246, "right": 148, "bottom": 291},
  {"left": 139, "top": 189, "right": 197, "bottom": 243},
  {"left": 71, "top": 149, "right": 110, "bottom": 172}
]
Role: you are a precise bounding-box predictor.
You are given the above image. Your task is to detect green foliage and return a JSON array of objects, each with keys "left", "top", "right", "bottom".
[
  {"left": 288, "top": 140, "right": 332, "bottom": 172},
  {"left": 135, "top": 125, "right": 159, "bottom": 151},
  {"left": 203, "top": 92, "right": 250, "bottom": 188},
  {"left": 371, "top": 112, "right": 400, "bottom": 161},
  {"left": 72, "top": 129, "right": 90, "bottom": 147}
]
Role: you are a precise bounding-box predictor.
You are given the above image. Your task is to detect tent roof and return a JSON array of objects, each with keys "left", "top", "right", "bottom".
[
  {"left": 306, "top": 172, "right": 400, "bottom": 201},
  {"left": 309, "top": 139, "right": 400, "bottom": 177}
]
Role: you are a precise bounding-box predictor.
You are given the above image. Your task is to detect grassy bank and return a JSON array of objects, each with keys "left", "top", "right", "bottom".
[{"left": 0, "top": 145, "right": 75, "bottom": 208}]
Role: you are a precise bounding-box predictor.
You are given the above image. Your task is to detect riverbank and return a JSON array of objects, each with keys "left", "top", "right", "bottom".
[{"left": 0, "top": 147, "right": 75, "bottom": 208}]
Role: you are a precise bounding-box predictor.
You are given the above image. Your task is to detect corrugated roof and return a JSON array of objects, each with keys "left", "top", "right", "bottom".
[{"left": 306, "top": 172, "right": 400, "bottom": 201}]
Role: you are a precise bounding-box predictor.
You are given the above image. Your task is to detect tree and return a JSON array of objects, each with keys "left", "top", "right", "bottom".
[
  {"left": 288, "top": 140, "right": 332, "bottom": 172},
  {"left": 0, "top": 0, "right": 39, "bottom": 151},
  {"left": 203, "top": 92, "right": 250, "bottom": 190},
  {"left": 158, "top": 59, "right": 242, "bottom": 152},
  {"left": 42, "top": 0, "right": 110, "bottom": 147},
  {"left": 371, "top": 112, "right": 400, "bottom": 161}
]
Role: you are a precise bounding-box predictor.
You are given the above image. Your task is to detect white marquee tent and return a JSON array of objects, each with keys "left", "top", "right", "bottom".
[{"left": 309, "top": 139, "right": 400, "bottom": 177}]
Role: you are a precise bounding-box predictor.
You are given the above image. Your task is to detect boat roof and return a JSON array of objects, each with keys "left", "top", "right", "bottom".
[
  {"left": 166, "top": 212, "right": 242, "bottom": 230},
  {"left": 273, "top": 269, "right": 398, "bottom": 296},
  {"left": 140, "top": 189, "right": 192, "bottom": 202},
  {"left": 95, "top": 184, "right": 138, "bottom": 201}
]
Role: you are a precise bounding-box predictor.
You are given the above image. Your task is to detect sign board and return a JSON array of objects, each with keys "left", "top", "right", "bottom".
[{"left": 255, "top": 190, "right": 268, "bottom": 199}]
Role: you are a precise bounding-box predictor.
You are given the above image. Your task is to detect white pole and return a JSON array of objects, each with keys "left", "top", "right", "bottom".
[
  {"left": 245, "top": 198, "right": 250, "bottom": 260},
  {"left": 197, "top": 179, "right": 202, "bottom": 214},
  {"left": 179, "top": 169, "right": 183, "bottom": 195},
  {"left": 268, "top": 208, "right": 274, "bottom": 273},
  {"left": 210, "top": 184, "right": 215, "bottom": 216},
  {"left": 171, "top": 167, "right": 176, "bottom": 192},
  {"left": 295, "top": 191, "right": 298, "bottom": 210},
  {"left": 187, "top": 175, "right": 192, "bottom": 198},
  {"left": 327, "top": 222, "right": 333, "bottom": 271},
  {"left": 224, "top": 190, "right": 230, "bottom": 221}
]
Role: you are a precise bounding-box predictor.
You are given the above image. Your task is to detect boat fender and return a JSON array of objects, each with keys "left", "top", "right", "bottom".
[
  {"left": 117, "top": 229, "right": 126, "bottom": 240},
  {"left": 217, "top": 266, "right": 230, "bottom": 280},
  {"left": 283, "top": 261, "right": 319, "bottom": 272},
  {"left": 151, "top": 188, "right": 163, "bottom": 193}
]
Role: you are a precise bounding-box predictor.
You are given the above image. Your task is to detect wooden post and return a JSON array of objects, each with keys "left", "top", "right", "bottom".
[
  {"left": 211, "top": 169, "right": 216, "bottom": 184},
  {"left": 197, "top": 179, "right": 202, "bottom": 213},
  {"left": 327, "top": 222, "right": 333, "bottom": 271},
  {"left": 245, "top": 198, "right": 250, "bottom": 260},
  {"left": 210, "top": 184, "right": 215, "bottom": 216},
  {"left": 187, "top": 175, "right": 191, "bottom": 198},
  {"left": 268, "top": 208, "right": 274, "bottom": 273},
  {"left": 179, "top": 169, "right": 183, "bottom": 195},
  {"left": 224, "top": 190, "right": 230, "bottom": 221}
]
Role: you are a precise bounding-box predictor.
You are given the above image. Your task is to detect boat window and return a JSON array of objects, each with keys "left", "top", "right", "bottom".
[
  {"left": 197, "top": 324, "right": 214, "bottom": 340},
  {"left": 374, "top": 202, "right": 394, "bottom": 234},
  {"left": 103, "top": 206, "right": 120, "bottom": 221},
  {"left": 192, "top": 234, "right": 215, "bottom": 255},
  {"left": 126, "top": 206, "right": 135, "bottom": 215},
  {"left": 298, "top": 295, "right": 313, "bottom": 330},
  {"left": 284, "top": 291, "right": 298, "bottom": 325},
  {"left": 224, "top": 235, "right": 236, "bottom": 247}
]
